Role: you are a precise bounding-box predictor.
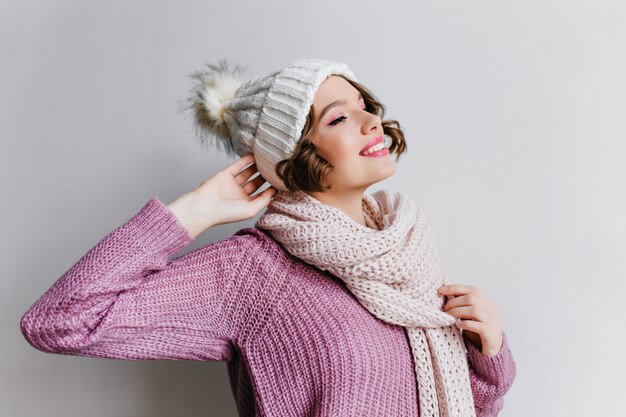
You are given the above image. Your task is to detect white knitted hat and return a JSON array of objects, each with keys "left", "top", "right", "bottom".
[{"left": 183, "top": 57, "right": 359, "bottom": 192}]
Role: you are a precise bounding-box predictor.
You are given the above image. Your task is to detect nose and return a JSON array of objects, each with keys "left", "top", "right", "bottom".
[{"left": 360, "top": 110, "right": 382, "bottom": 136}]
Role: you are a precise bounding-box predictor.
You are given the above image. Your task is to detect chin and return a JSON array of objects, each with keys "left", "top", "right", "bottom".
[
  {"left": 366, "top": 169, "right": 396, "bottom": 188},
  {"left": 377, "top": 162, "right": 397, "bottom": 180}
]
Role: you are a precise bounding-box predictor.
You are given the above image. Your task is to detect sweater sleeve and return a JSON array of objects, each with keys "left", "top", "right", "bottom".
[
  {"left": 19, "top": 197, "right": 251, "bottom": 361},
  {"left": 465, "top": 332, "right": 517, "bottom": 417}
]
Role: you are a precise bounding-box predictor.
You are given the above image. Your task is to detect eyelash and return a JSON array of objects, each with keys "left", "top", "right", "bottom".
[{"left": 329, "top": 104, "right": 369, "bottom": 126}]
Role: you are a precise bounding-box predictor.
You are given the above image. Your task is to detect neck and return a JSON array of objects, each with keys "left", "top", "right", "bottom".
[{"left": 306, "top": 187, "right": 370, "bottom": 228}]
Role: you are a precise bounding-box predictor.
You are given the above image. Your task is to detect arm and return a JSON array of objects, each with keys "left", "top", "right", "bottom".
[
  {"left": 19, "top": 198, "right": 252, "bottom": 361},
  {"left": 466, "top": 332, "right": 517, "bottom": 417}
]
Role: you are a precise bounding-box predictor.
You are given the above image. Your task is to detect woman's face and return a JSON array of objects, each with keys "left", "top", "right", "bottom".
[{"left": 310, "top": 75, "right": 396, "bottom": 192}]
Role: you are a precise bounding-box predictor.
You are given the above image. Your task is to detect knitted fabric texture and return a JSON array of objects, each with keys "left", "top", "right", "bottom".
[
  {"left": 187, "top": 57, "right": 358, "bottom": 192},
  {"left": 256, "top": 189, "right": 476, "bottom": 417},
  {"left": 20, "top": 198, "right": 517, "bottom": 416}
]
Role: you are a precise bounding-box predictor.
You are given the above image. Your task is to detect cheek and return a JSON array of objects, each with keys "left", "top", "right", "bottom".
[
  {"left": 317, "top": 134, "right": 356, "bottom": 162},
  {"left": 331, "top": 147, "right": 361, "bottom": 173}
]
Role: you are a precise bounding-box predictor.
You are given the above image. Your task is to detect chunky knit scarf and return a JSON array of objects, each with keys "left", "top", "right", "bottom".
[{"left": 255, "top": 189, "right": 476, "bottom": 417}]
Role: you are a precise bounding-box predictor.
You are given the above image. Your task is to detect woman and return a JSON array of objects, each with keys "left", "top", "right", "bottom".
[{"left": 20, "top": 58, "right": 516, "bottom": 417}]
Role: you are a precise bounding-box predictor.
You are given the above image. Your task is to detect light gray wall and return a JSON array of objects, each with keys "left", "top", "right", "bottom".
[{"left": 2, "top": 1, "right": 624, "bottom": 416}]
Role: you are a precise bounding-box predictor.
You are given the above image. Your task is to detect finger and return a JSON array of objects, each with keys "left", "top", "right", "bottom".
[
  {"left": 226, "top": 154, "right": 255, "bottom": 176},
  {"left": 438, "top": 284, "right": 480, "bottom": 297},
  {"left": 242, "top": 174, "right": 266, "bottom": 195},
  {"left": 247, "top": 186, "right": 277, "bottom": 212},
  {"left": 443, "top": 293, "right": 491, "bottom": 311},
  {"left": 455, "top": 318, "right": 488, "bottom": 336},
  {"left": 235, "top": 163, "right": 259, "bottom": 185},
  {"left": 443, "top": 294, "right": 500, "bottom": 322},
  {"left": 444, "top": 306, "right": 490, "bottom": 323},
  {"left": 439, "top": 284, "right": 491, "bottom": 305},
  {"left": 443, "top": 294, "right": 475, "bottom": 310}
]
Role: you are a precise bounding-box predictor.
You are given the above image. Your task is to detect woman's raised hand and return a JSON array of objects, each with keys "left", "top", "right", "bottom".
[{"left": 166, "top": 154, "right": 278, "bottom": 238}]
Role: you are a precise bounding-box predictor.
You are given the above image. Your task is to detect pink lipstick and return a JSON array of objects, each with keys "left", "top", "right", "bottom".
[{"left": 359, "top": 136, "right": 388, "bottom": 157}]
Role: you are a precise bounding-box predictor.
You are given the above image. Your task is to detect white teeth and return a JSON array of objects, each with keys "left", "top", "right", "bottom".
[{"left": 362, "top": 142, "right": 386, "bottom": 154}]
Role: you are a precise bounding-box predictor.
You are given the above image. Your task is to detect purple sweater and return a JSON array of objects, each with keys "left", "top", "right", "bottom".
[{"left": 20, "top": 198, "right": 516, "bottom": 416}]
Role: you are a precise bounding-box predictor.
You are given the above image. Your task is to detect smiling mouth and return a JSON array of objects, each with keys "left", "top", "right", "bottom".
[{"left": 360, "top": 137, "right": 386, "bottom": 155}]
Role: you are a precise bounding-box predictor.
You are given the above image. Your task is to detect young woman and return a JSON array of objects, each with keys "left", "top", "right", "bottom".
[{"left": 20, "top": 58, "right": 516, "bottom": 417}]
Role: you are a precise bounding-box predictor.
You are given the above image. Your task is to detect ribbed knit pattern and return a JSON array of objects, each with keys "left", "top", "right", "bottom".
[
  {"left": 224, "top": 71, "right": 280, "bottom": 157},
  {"left": 20, "top": 198, "right": 516, "bottom": 417},
  {"left": 256, "top": 190, "right": 476, "bottom": 417},
  {"left": 251, "top": 58, "right": 357, "bottom": 192}
]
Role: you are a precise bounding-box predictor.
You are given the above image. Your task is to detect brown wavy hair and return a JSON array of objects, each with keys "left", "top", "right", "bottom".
[{"left": 274, "top": 76, "right": 408, "bottom": 193}]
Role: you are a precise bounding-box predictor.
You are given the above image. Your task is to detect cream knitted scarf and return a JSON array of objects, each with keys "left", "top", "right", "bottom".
[{"left": 255, "top": 189, "right": 476, "bottom": 417}]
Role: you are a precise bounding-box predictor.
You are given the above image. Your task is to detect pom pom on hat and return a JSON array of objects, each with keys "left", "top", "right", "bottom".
[
  {"left": 179, "top": 57, "right": 359, "bottom": 193},
  {"left": 180, "top": 58, "right": 248, "bottom": 156}
]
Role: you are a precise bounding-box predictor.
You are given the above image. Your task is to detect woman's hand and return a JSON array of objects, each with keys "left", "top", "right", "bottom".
[
  {"left": 166, "top": 154, "right": 277, "bottom": 238},
  {"left": 438, "top": 284, "right": 504, "bottom": 356}
]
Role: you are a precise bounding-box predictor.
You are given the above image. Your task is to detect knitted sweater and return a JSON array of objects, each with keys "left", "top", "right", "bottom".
[{"left": 20, "top": 198, "right": 517, "bottom": 417}]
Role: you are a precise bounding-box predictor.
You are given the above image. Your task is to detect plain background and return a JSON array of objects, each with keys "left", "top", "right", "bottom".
[{"left": 2, "top": 1, "right": 625, "bottom": 416}]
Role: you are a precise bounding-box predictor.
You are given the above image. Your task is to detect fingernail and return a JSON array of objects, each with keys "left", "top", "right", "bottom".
[{"left": 439, "top": 286, "right": 447, "bottom": 292}]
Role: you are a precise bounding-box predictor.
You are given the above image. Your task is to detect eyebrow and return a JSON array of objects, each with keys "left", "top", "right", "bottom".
[{"left": 317, "top": 91, "right": 364, "bottom": 123}]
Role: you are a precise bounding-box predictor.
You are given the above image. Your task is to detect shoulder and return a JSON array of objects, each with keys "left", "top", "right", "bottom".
[
  {"left": 232, "top": 226, "right": 274, "bottom": 242},
  {"left": 232, "top": 227, "right": 282, "bottom": 252},
  {"left": 176, "top": 226, "right": 311, "bottom": 275},
  {"left": 168, "top": 226, "right": 286, "bottom": 270},
  {"left": 231, "top": 227, "right": 296, "bottom": 265},
  {"left": 194, "top": 226, "right": 282, "bottom": 255}
]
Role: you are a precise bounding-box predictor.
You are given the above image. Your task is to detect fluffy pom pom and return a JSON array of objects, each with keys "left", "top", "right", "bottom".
[{"left": 179, "top": 58, "right": 248, "bottom": 156}]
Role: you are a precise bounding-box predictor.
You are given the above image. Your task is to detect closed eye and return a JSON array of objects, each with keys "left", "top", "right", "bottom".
[
  {"left": 329, "top": 104, "right": 369, "bottom": 126},
  {"left": 329, "top": 115, "right": 347, "bottom": 126}
]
